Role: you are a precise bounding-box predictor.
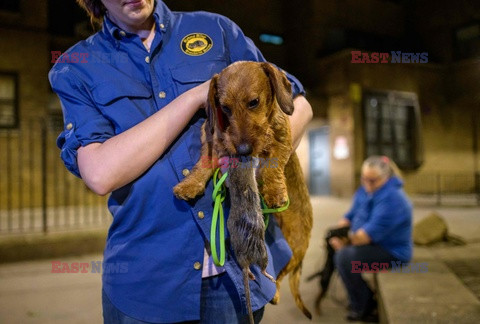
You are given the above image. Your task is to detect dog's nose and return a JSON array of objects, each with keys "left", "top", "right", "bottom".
[{"left": 236, "top": 143, "right": 253, "bottom": 156}]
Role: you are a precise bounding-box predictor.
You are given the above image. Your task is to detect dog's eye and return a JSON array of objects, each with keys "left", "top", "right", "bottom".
[
  {"left": 248, "top": 98, "right": 259, "bottom": 109},
  {"left": 221, "top": 105, "right": 231, "bottom": 116}
]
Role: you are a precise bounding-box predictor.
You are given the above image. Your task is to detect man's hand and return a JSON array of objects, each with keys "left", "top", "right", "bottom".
[
  {"left": 349, "top": 228, "right": 372, "bottom": 245},
  {"left": 329, "top": 236, "right": 348, "bottom": 251}
]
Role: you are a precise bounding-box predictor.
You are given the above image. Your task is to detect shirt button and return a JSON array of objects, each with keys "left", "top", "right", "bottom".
[
  {"left": 66, "top": 123, "right": 73, "bottom": 130},
  {"left": 158, "top": 91, "right": 166, "bottom": 99},
  {"left": 194, "top": 262, "right": 202, "bottom": 270},
  {"left": 159, "top": 23, "right": 165, "bottom": 29},
  {"left": 182, "top": 169, "right": 190, "bottom": 177},
  {"left": 197, "top": 211, "right": 205, "bottom": 219},
  {"left": 145, "top": 56, "right": 150, "bottom": 63},
  {"left": 119, "top": 30, "right": 126, "bottom": 37}
]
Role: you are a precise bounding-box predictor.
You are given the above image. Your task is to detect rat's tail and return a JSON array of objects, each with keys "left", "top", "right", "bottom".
[{"left": 243, "top": 267, "right": 254, "bottom": 324}]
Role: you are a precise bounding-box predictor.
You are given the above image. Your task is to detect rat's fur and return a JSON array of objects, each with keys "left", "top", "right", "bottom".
[{"left": 227, "top": 160, "right": 275, "bottom": 324}]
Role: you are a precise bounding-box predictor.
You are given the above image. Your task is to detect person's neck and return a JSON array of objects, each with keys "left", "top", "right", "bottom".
[
  {"left": 138, "top": 20, "right": 156, "bottom": 52},
  {"left": 110, "top": 14, "right": 156, "bottom": 51}
]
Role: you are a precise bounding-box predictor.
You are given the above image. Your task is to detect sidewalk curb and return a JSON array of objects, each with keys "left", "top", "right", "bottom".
[{"left": 0, "top": 229, "right": 107, "bottom": 263}]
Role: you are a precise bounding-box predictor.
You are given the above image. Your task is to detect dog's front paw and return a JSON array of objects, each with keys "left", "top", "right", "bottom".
[
  {"left": 262, "top": 184, "right": 288, "bottom": 209},
  {"left": 173, "top": 180, "right": 206, "bottom": 201}
]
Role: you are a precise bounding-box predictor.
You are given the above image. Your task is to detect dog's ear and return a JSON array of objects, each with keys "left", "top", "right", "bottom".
[
  {"left": 261, "top": 63, "right": 294, "bottom": 116},
  {"left": 206, "top": 74, "right": 219, "bottom": 135}
]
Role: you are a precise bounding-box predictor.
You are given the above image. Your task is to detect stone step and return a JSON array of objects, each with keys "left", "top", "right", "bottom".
[{"left": 376, "top": 248, "right": 480, "bottom": 323}]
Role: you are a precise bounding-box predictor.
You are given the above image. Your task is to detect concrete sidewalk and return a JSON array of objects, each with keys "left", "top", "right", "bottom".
[{"left": 0, "top": 196, "right": 479, "bottom": 323}]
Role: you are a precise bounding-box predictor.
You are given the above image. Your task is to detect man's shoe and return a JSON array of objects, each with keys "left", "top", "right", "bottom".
[
  {"left": 346, "top": 310, "right": 379, "bottom": 323},
  {"left": 346, "top": 310, "right": 362, "bottom": 322},
  {"left": 360, "top": 312, "right": 379, "bottom": 323}
]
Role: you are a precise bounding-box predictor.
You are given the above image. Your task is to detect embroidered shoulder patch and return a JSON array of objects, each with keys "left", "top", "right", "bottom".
[{"left": 181, "top": 33, "right": 213, "bottom": 56}]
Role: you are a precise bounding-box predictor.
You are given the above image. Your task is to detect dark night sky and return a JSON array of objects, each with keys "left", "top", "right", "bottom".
[
  {"left": 46, "top": 0, "right": 480, "bottom": 65},
  {"left": 48, "top": 0, "right": 92, "bottom": 36}
]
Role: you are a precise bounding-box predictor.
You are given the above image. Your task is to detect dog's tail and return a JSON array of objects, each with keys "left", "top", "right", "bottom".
[{"left": 289, "top": 263, "right": 313, "bottom": 320}]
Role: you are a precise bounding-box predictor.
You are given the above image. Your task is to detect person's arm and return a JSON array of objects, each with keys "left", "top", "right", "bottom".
[
  {"left": 289, "top": 95, "right": 313, "bottom": 150},
  {"left": 77, "top": 81, "right": 210, "bottom": 196},
  {"left": 337, "top": 218, "right": 351, "bottom": 227},
  {"left": 361, "top": 196, "right": 406, "bottom": 244},
  {"left": 339, "top": 189, "right": 362, "bottom": 227},
  {"left": 330, "top": 222, "right": 370, "bottom": 250}
]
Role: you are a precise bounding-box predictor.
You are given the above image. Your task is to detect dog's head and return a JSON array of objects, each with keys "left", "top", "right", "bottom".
[{"left": 206, "top": 61, "right": 294, "bottom": 157}]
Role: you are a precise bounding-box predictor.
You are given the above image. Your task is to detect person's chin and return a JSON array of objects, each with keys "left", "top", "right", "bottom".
[
  {"left": 123, "top": 7, "right": 152, "bottom": 25},
  {"left": 124, "top": 1, "right": 152, "bottom": 16},
  {"left": 126, "top": 13, "right": 149, "bottom": 24}
]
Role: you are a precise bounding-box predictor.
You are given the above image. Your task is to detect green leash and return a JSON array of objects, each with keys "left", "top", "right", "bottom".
[
  {"left": 260, "top": 195, "right": 290, "bottom": 229},
  {"left": 211, "top": 168, "right": 228, "bottom": 267},
  {"left": 210, "top": 168, "right": 290, "bottom": 266}
]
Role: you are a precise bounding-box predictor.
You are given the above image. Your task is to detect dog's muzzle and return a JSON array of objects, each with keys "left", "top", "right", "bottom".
[{"left": 236, "top": 143, "right": 253, "bottom": 156}]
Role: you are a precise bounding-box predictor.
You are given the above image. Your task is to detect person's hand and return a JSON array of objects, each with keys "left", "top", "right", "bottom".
[
  {"left": 329, "top": 236, "right": 347, "bottom": 251},
  {"left": 337, "top": 218, "right": 350, "bottom": 227}
]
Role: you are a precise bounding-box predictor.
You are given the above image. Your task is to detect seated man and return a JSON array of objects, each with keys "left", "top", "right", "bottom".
[{"left": 330, "top": 156, "right": 413, "bottom": 322}]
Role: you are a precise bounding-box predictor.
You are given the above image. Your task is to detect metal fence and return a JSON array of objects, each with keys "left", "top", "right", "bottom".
[
  {"left": 1, "top": 118, "right": 478, "bottom": 234},
  {"left": 0, "top": 117, "right": 110, "bottom": 235},
  {"left": 404, "top": 172, "right": 480, "bottom": 206}
]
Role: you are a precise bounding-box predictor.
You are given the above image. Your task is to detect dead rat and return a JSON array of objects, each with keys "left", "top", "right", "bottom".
[{"left": 225, "top": 158, "right": 275, "bottom": 324}]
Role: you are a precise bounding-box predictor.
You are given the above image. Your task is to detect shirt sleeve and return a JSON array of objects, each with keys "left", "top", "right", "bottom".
[
  {"left": 362, "top": 197, "right": 402, "bottom": 243},
  {"left": 344, "top": 190, "right": 361, "bottom": 222},
  {"left": 220, "top": 17, "right": 306, "bottom": 98},
  {"left": 49, "top": 66, "right": 115, "bottom": 178}
]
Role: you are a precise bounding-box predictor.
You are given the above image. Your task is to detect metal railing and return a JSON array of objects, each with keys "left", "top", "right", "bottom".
[
  {"left": 1, "top": 118, "right": 478, "bottom": 235},
  {"left": 0, "top": 117, "right": 110, "bottom": 234},
  {"left": 340, "top": 171, "right": 480, "bottom": 207},
  {"left": 404, "top": 172, "right": 480, "bottom": 206}
]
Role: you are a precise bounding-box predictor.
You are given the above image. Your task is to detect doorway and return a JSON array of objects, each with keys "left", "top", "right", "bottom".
[{"left": 309, "top": 126, "right": 331, "bottom": 195}]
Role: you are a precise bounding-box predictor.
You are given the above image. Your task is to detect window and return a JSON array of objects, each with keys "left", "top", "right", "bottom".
[
  {"left": 455, "top": 22, "right": 480, "bottom": 60},
  {"left": 0, "top": 73, "right": 19, "bottom": 128},
  {"left": 363, "top": 90, "right": 423, "bottom": 169}
]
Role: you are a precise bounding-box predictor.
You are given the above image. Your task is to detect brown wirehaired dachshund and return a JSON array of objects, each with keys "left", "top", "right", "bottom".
[{"left": 173, "top": 61, "right": 313, "bottom": 319}]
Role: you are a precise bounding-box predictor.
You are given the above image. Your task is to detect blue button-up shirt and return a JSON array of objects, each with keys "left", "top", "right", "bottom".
[{"left": 49, "top": 1, "right": 304, "bottom": 322}]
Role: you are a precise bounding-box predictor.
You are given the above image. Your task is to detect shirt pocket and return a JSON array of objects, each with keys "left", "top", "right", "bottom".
[
  {"left": 170, "top": 59, "right": 228, "bottom": 96},
  {"left": 91, "top": 79, "right": 154, "bottom": 133}
]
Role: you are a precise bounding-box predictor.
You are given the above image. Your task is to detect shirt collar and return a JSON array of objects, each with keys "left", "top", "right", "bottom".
[
  {"left": 101, "top": 1, "right": 172, "bottom": 47},
  {"left": 153, "top": 0, "right": 172, "bottom": 31}
]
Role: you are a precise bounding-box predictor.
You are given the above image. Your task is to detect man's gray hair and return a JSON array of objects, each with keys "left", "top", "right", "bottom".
[{"left": 362, "top": 155, "right": 401, "bottom": 179}]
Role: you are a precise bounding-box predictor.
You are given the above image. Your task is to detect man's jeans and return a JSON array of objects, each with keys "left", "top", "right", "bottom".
[
  {"left": 102, "top": 272, "right": 264, "bottom": 324},
  {"left": 334, "top": 244, "right": 398, "bottom": 316}
]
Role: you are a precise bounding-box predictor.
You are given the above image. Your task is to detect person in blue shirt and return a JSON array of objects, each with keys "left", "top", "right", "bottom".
[
  {"left": 49, "top": 0, "right": 313, "bottom": 323},
  {"left": 329, "top": 155, "right": 412, "bottom": 322}
]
